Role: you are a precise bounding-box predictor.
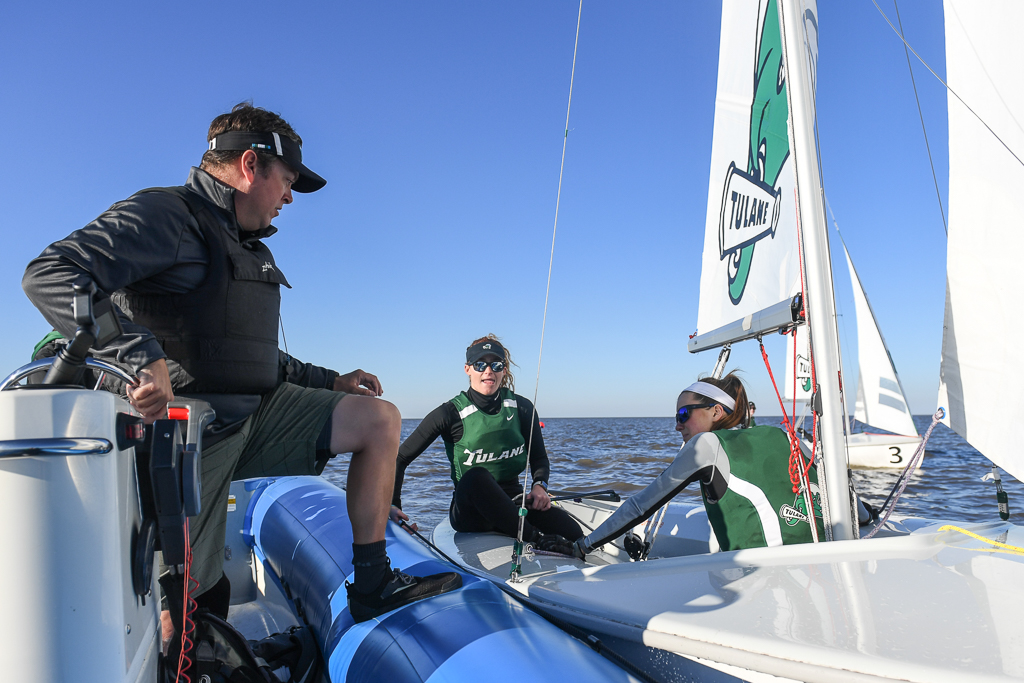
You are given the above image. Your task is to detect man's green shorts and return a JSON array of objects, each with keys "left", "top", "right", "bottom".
[{"left": 181, "top": 382, "right": 345, "bottom": 594}]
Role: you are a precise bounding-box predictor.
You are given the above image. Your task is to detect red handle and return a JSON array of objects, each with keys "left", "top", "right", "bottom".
[{"left": 168, "top": 406, "right": 190, "bottom": 421}]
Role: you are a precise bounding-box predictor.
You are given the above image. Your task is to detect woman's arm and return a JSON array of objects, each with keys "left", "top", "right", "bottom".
[
  {"left": 577, "top": 432, "right": 730, "bottom": 554},
  {"left": 392, "top": 402, "right": 456, "bottom": 509}
]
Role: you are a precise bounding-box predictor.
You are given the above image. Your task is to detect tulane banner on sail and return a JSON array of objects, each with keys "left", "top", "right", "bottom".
[{"left": 696, "top": 0, "right": 810, "bottom": 335}]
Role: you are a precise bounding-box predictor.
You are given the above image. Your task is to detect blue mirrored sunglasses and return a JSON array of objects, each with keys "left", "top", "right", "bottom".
[
  {"left": 471, "top": 360, "right": 505, "bottom": 373},
  {"left": 676, "top": 404, "right": 712, "bottom": 424}
]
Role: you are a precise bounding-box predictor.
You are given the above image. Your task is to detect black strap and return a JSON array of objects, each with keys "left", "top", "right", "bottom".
[{"left": 139, "top": 185, "right": 218, "bottom": 224}]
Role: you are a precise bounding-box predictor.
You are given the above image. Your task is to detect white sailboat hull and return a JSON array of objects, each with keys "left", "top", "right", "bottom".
[
  {"left": 846, "top": 432, "right": 924, "bottom": 469},
  {"left": 434, "top": 499, "right": 1024, "bottom": 683}
]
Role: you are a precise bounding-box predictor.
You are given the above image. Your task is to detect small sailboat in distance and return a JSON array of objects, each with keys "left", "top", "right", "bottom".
[
  {"left": 784, "top": 242, "right": 924, "bottom": 469},
  {"left": 842, "top": 239, "right": 924, "bottom": 468}
]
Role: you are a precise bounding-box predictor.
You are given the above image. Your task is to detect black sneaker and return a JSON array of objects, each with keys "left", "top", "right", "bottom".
[
  {"left": 347, "top": 568, "right": 462, "bottom": 623},
  {"left": 533, "top": 533, "right": 574, "bottom": 555}
]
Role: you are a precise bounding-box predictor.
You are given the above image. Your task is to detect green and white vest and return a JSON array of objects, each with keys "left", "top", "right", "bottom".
[
  {"left": 702, "top": 427, "right": 825, "bottom": 551},
  {"left": 446, "top": 388, "right": 527, "bottom": 485}
]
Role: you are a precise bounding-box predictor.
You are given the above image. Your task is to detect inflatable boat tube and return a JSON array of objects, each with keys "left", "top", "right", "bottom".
[{"left": 244, "top": 476, "right": 640, "bottom": 683}]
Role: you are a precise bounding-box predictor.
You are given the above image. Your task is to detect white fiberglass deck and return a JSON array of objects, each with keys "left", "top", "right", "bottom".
[{"left": 434, "top": 501, "right": 1024, "bottom": 683}]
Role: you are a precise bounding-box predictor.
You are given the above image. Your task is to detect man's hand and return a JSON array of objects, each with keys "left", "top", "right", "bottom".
[
  {"left": 526, "top": 483, "right": 551, "bottom": 511},
  {"left": 389, "top": 506, "right": 418, "bottom": 533},
  {"left": 128, "top": 359, "right": 174, "bottom": 423},
  {"left": 334, "top": 369, "right": 382, "bottom": 397}
]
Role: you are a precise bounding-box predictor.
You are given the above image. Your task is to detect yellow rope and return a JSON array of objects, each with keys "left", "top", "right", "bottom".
[{"left": 938, "top": 525, "right": 1024, "bottom": 556}]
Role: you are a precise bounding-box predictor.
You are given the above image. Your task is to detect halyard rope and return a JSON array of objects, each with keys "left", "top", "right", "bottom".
[
  {"left": 862, "top": 408, "right": 943, "bottom": 539},
  {"left": 759, "top": 336, "right": 818, "bottom": 543},
  {"left": 512, "top": 0, "right": 584, "bottom": 581}
]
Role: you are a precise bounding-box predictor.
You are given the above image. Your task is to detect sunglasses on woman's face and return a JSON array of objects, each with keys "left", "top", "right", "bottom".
[
  {"left": 471, "top": 360, "right": 506, "bottom": 373},
  {"left": 676, "top": 404, "right": 712, "bottom": 424}
]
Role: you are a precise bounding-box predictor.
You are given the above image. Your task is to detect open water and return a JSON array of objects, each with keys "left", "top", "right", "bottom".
[{"left": 323, "top": 415, "right": 1023, "bottom": 534}]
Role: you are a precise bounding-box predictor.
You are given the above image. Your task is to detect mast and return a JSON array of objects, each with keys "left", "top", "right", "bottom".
[{"left": 777, "top": 0, "right": 855, "bottom": 539}]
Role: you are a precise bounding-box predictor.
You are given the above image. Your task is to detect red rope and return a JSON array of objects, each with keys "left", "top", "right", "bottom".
[
  {"left": 791, "top": 326, "right": 799, "bottom": 429},
  {"left": 790, "top": 187, "right": 817, "bottom": 497},
  {"left": 176, "top": 520, "right": 198, "bottom": 683},
  {"left": 760, "top": 338, "right": 813, "bottom": 494}
]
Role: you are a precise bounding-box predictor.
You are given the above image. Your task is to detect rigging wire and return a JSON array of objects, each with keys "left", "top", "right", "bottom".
[
  {"left": 512, "top": 0, "right": 584, "bottom": 582},
  {"left": 869, "top": 0, "right": 1024, "bottom": 171},
  {"left": 892, "top": 0, "right": 947, "bottom": 236}
]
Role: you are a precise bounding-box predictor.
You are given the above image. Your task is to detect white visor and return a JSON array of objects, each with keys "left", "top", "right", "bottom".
[{"left": 683, "top": 381, "right": 736, "bottom": 412}]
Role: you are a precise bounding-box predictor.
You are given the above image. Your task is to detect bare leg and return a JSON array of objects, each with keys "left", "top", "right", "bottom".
[
  {"left": 160, "top": 609, "right": 173, "bottom": 656},
  {"left": 335, "top": 395, "right": 463, "bottom": 621},
  {"left": 329, "top": 395, "right": 401, "bottom": 544}
]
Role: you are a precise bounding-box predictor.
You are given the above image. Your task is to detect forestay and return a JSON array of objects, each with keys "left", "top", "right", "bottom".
[
  {"left": 844, "top": 245, "right": 918, "bottom": 437},
  {"left": 696, "top": 0, "right": 802, "bottom": 335},
  {"left": 939, "top": 0, "right": 1024, "bottom": 482}
]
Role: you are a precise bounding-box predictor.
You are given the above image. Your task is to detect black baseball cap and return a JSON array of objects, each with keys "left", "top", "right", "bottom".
[
  {"left": 466, "top": 339, "right": 506, "bottom": 364},
  {"left": 208, "top": 131, "right": 326, "bottom": 193}
]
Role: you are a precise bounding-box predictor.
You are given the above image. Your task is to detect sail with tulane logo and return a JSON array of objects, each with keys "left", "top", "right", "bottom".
[{"left": 696, "top": 0, "right": 805, "bottom": 335}]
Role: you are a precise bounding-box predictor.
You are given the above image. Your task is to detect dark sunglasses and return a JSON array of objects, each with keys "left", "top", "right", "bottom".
[
  {"left": 676, "top": 403, "right": 712, "bottom": 424},
  {"left": 471, "top": 360, "right": 506, "bottom": 372}
]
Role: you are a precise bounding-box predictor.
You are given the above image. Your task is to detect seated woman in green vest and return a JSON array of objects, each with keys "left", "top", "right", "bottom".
[
  {"left": 390, "top": 335, "right": 582, "bottom": 553},
  {"left": 572, "top": 373, "right": 824, "bottom": 558}
]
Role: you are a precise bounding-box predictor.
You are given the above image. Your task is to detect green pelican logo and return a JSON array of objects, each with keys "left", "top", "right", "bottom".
[
  {"left": 718, "top": 0, "right": 791, "bottom": 305},
  {"left": 780, "top": 483, "right": 823, "bottom": 527},
  {"left": 796, "top": 352, "right": 812, "bottom": 393}
]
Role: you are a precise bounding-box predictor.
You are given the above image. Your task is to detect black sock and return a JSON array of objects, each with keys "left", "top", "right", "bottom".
[{"left": 351, "top": 540, "right": 389, "bottom": 594}]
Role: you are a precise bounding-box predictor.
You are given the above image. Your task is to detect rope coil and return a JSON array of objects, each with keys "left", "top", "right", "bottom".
[
  {"left": 176, "top": 519, "right": 198, "bottom": 683},
  {"left": 759, "top": 336, "right": 819, "bottom": 543}
]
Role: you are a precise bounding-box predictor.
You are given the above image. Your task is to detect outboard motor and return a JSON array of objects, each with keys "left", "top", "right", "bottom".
[{"left": 0, "top": 280, "right": 211, "bottom": 683}]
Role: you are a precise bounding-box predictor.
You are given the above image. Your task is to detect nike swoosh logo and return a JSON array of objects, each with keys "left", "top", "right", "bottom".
[{"left": 506, "top": 415, "right": 514, "bottom": 421}]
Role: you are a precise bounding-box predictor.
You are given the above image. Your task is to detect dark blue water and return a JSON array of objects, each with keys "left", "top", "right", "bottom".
[{"left": 323, "top": 415, "right": 1022, "bottom": 533}]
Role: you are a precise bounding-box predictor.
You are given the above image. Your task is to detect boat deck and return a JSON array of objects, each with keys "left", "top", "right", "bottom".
[{"left": 433, "top": 499, "right": 1024, "bottom": 682}]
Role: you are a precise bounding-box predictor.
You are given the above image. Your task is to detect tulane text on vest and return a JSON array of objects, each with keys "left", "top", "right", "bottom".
[{"left": 463, "top": 444, "right": 526, "bottom": 467}]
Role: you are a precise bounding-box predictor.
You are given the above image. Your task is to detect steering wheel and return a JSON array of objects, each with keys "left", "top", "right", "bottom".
[{"left": 0, "top": 357, "right": 138, "bottom": 392}]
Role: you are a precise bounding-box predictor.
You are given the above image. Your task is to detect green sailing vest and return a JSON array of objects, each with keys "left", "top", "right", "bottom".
[
  {"left": 701, "top": 426, "right": 825, "bottom": 551},
  {"left": 446, "top": 388, "right": 527, "bottom": 485}
]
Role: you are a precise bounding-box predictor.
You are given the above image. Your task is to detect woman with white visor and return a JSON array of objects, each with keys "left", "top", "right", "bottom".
[{"left": 572, "top": 373, "right": 825, "bottom": 558}]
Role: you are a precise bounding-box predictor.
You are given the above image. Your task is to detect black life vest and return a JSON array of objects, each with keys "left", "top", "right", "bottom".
[{"left": 114, "top": 186, "right": 289, "bottom": 395}]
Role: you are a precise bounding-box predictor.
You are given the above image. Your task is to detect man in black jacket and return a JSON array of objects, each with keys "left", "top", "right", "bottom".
[{"left": 22, "top": 103, "right": 459, "bottom": 630}]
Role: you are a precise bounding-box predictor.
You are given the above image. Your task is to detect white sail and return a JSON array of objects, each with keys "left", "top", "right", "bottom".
[
  {"left": 843, "top": 246, "right": 918, "bottom": 437},
  {"left": 783, "top": 323, "right": 813, "bottom": 403},
  {"left": 695, "top": 0, "right": 803, "bottom": 335},
  {"left": 939, "top": 0, "right": 1024, "bottom": 482}
]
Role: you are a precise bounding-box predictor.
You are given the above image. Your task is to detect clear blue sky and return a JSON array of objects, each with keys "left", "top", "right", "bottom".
[{"left": 0, "top": 1, "right": 949, "bottom": 419}]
